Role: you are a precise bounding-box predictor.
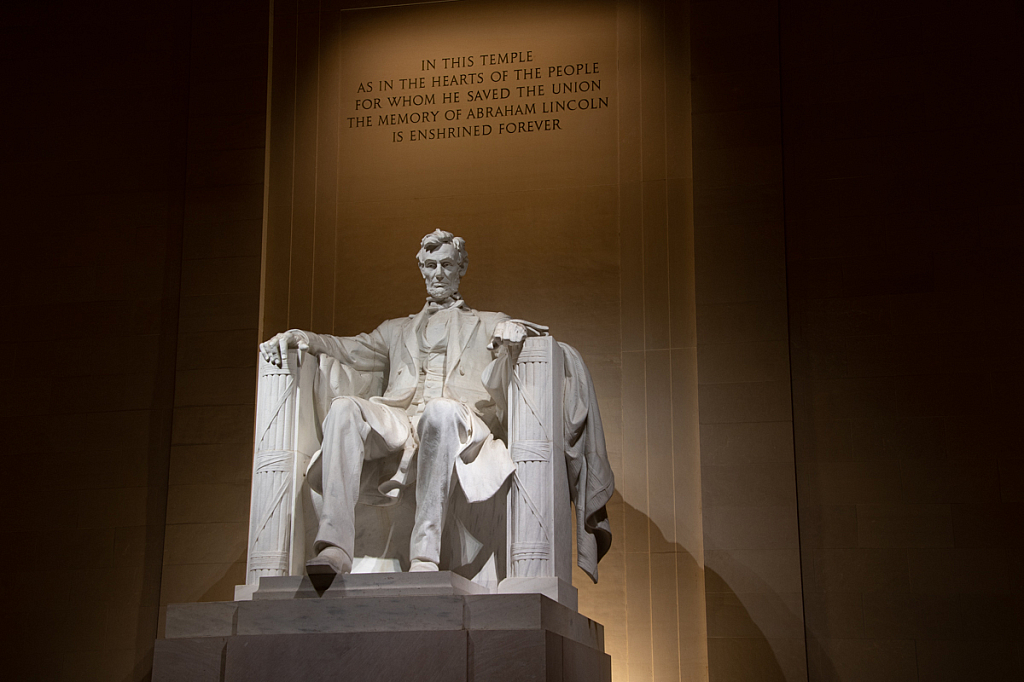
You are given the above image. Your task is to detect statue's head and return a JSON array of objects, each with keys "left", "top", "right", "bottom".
[{"left": 417, "top": 229, "right": 468, "bottom": 303}]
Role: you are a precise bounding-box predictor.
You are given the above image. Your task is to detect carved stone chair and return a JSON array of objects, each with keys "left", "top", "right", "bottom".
[{"left": 236, "top": 335, "right": 576, "bottom": 607}]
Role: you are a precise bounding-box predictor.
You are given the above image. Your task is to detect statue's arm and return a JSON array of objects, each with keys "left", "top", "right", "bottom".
[
  {"left": 259, "top": 324, "right": 390, "bottom": 372},
  {"left": 481, "top": 317, "right": 550, "bottom": 419},
  {"left": 481, "top": 342, "right": 514, "bottom": 414}
]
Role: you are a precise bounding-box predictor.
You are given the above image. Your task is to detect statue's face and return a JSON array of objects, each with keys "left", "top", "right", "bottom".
[{"left": 418, "top": 243, "right": 462, "bottom": 302}]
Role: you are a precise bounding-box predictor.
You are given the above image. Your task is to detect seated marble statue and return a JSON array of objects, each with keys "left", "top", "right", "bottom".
[{"left": 260, "top": 229, "right": 558, "bottom": 579}]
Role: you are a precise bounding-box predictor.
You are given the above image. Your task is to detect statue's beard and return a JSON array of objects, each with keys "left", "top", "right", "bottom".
[{"left": 427, "top": 280, "right": 458, "bottom": 301}]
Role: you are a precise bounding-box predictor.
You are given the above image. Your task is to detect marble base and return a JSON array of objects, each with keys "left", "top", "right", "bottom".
[
  {"left": 249, "top": 571, "right": 490, "bottom": 600},
  {"left": 235, "top": 571, "right": 579, "bottom": 610},
  {"left": 156, "top": 575, "right": 609, "bottom": 682},
  {"left": 498, "top": 576, "right": 578, "bottom": 611}
]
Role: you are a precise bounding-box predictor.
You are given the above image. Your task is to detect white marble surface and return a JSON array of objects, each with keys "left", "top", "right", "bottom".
[
  {"left": 245, "top": 347, "right": 320, "bottom": 586},
  {"left": 464, "top": 593, "right": 602, "bottom": 651},
  {"left": 497, "top": 575, "right": 578, "bottom": 611},
  {"left": 252, "top": 571, "right": 489, "bottom": 600},
  {"left": 166, "top": 603, "right": 238, "bottom": 639},
  {"left": 237, "top": 596, "right": 467, "bottom": 635}
]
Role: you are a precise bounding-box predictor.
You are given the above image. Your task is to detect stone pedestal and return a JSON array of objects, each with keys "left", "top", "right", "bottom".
[{"left": 154, "top": 573, "right": 609, "bottom": 682}]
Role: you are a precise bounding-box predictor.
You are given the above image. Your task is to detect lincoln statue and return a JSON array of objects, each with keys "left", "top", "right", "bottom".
[{"left": 259, "top": 229, "right": 544, "bottom": 577}]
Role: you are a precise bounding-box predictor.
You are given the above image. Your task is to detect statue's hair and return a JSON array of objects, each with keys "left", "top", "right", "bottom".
[{"left": 417, "top": 229, "right": 468, "bottom": 273}]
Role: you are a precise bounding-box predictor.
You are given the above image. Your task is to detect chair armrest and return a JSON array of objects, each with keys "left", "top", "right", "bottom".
[
  {"left": 244, "top": 349, "right": 321, "bottom": 585},
  {"left": 506, "top": 336, "right": 572, "bottom": 584}
]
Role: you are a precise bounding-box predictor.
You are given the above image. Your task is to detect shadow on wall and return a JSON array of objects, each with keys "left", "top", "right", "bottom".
[
  {"left": 602, "top": 493, "right": 794, "bottom": 682},
  {"left": 700, "top": 517, "right": 833, "bottom": 682},
  {"left": 199, "top": 564, "right": 247, "bottom": 605},
  {"left": 128, "top": 258, "right": 185, "bottom": 682},
  {"left": 693, "top": 496, "right": 815, "bottom": 682}
]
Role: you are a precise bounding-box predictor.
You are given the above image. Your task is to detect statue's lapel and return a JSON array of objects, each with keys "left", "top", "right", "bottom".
[
  {"left": 403, "top": 306, "right": 429, "bottom": 372},
  {"left": 446, "top": 307, "right": 479, "bottom": 381}
]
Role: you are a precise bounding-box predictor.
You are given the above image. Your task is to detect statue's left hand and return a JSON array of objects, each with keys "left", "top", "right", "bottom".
[
  {"left": 488, "top": 321, "right": 528, "bottom": 351},
  {"left": 259, "top": 330, "right": 310, "bottom": 368}
]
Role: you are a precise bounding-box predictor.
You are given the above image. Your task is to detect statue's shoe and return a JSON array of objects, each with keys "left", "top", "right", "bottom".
[
  {"left": 409, "top": 559, "right": 439, "bottom": 572},
  {"left": 306, "top": 547, "right": 352, "bottom": 576}
]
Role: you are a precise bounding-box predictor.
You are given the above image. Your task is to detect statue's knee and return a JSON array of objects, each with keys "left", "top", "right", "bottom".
[
  {"left": 420, "top": 398, "right": 461, "bottom": 430},
  {"left": 326, "top": 396, "right": 362, "bottom": 427}
]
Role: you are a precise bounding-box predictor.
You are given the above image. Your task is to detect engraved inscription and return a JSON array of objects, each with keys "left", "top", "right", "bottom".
[{"left": 347, "top": 51, "right": 610, "bottom": 143}]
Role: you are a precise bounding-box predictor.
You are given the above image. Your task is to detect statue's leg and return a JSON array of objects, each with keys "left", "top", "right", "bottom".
[
  {"left": 409, "top": 398, "right": 471, "bottom": 570},
  {"left": 311, "top": 396, "right": 405, "bottom": 575}
]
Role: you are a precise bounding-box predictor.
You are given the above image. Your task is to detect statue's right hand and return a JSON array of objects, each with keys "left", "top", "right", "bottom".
[{"left": 259, "top": 330, "right": 309, "bottom": 368}]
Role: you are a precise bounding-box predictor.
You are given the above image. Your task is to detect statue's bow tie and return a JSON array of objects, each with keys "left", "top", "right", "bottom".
[{"left": 426, "top": 298, "right": 465, "bottom": 312}]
